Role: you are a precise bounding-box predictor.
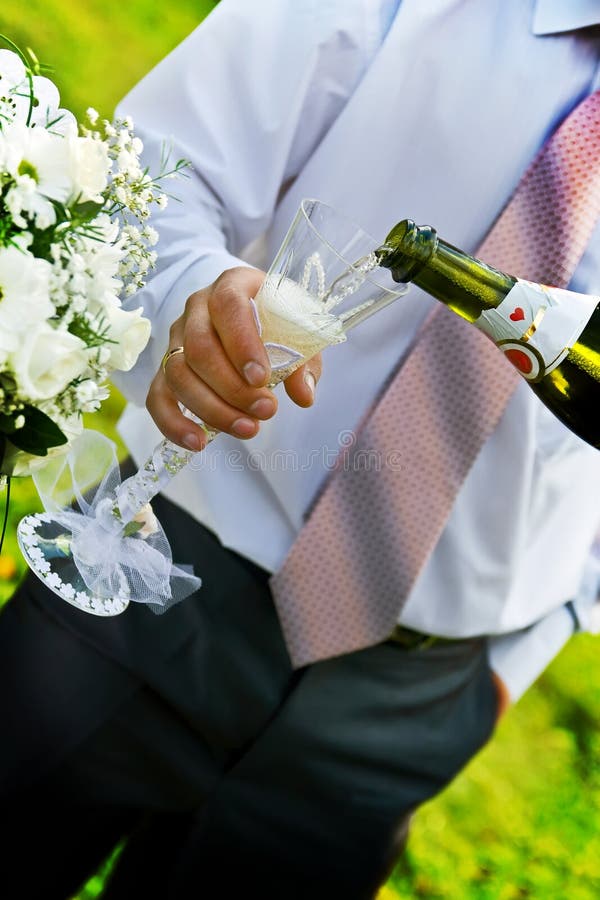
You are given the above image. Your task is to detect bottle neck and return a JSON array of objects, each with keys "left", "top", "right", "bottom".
[{"left": 377, "top": 220, "right": 517, "bottom": 323}]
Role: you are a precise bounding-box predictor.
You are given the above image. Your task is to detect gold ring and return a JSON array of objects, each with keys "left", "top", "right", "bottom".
[{"left": 161, "top": 346, "right": 185, "bottom": 374}]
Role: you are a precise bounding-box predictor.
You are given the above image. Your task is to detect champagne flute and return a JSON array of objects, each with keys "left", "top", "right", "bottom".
[{"left": 17, "top": 199, "right": 407, "bottom": 616}]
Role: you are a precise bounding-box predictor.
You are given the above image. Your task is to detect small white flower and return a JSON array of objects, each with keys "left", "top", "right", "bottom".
[
  {"left": 75, "top": 379, "right": 109, "bottom": 412},
  {"left": 70, "top": 233, "right": 124, "bottom": 314},
  {"left": 143, "top": 226, "right": 159, "bottom": 246},
  {"left": 69, "top": 254, "right": 86, "bottom": 272},
  {"left": 123, "top": 224, "right": 141, "bottom": 241},
  {"left": 116, "top": 148, "right": 141, "bottom": 176},
  {"left": 69, "top": 273, "right": 86, "bottom": 295},
  {"left": 5, "top": 173, "right": 57, "bottom": 229},
  {"left": 86, "top": 107, "right": 99, "bottom": 125}
]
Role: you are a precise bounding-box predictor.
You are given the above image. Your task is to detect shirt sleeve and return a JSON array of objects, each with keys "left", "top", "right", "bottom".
[
  {"left": 488, "top": 532, "right": 600, "bottom": 702},
  {"left": 571, "top": 530, "right": 600, "bottom": 633},
  {"left": 486, "top": 604, "right": 576, "bottom": 703},
  {"left": 110, "top": 0, "right": 377, "bottom": 406}
]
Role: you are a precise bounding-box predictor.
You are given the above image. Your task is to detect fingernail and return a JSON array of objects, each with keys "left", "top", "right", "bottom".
[
  {"left": 232, "top": 417, "right": 257, "bottom": 437},
  {"left": 243, "top": 361, "right": 267, "bottom": 386},
  {"left": 249, "top": 398, "right": 275, "bottom": 419},
  {"left": 183, "top": 432, "right": 203, "bottom": 452},
  {"left": 304, "top": 371, "right": 316, "bottom": 401}
]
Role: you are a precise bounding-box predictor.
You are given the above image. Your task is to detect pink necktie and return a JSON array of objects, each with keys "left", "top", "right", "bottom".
[{"left": 270, "top": 91, "right": 600, "bottom": 669}]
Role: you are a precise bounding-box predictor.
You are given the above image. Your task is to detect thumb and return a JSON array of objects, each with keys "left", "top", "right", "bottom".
[{"left": 284, "top": 354, "right": 322, "bottom": 407}]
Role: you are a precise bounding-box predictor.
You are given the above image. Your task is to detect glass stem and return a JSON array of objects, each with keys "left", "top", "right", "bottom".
[
  {"left": 111, "top": 373, "right": 287, "bottom": 527},
  {"left": 112, "top": 426, "right": 219, "bottom": 526}
]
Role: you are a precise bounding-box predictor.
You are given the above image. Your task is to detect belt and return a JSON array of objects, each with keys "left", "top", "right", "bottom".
[{"left": 386, "top": 624, "right": 457, "bottom": 651}]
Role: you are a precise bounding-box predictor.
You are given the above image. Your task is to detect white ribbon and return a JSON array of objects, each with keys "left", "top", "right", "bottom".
[{"left": 32, "top": 429, "right": 201, "bottom": 612}]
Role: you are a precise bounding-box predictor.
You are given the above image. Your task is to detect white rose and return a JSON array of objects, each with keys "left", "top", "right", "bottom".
[
  {"left": 131, "top": 503, "right": 160, "bottom": 539},
  {"left": 103, "top": 305, "right": 151, "bottom": 372},
  {"left": 68, "top": 135, "right": 110, "bottom": 203},
  {"left": 0, "top": 245, "right": 53, "bottom": 353},
  {"left": 10, "top": 324, "right": 90, "bottom": 401}
]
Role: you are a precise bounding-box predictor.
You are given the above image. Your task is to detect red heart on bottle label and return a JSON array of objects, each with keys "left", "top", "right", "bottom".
[{"left": 509, "top": 307, "right": 525, "bottom": 322}]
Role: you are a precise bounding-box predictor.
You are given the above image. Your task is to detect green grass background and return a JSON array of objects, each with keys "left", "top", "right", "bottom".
[{"left": 1, "top": 3, "right": 599, "bottom": 898}]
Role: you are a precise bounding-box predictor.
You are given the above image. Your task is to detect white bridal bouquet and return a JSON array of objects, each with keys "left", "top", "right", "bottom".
[{"left": 0, "top": 39, "right": 186, "bottom": 482}]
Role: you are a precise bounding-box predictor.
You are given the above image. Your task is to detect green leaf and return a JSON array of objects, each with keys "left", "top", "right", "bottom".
[
  {"left": 122, "top": 520, "right": 143, "bottom": 538},
  {"left": 72, "top": 200, "right": 105, "bottom": 223},
  {"left": 8, "top": 405, "right": 68, "bottom": 456}
]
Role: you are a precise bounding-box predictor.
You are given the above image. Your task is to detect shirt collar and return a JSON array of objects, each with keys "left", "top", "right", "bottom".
[{"left": 533, "top": 0, "right": 600, "bottom": 35}]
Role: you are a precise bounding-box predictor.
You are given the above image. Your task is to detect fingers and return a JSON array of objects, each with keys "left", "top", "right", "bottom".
[
  {"left": 146, "top": 371, "right": 208, "bottom": 452},
  {"left": 284, "top": 354, "right": 322, "bottom": 407},
  {"left": 155, "top": 347, "right": 277, "bottom": 439},
  {"left": 207, "top": 268, "right": 271, "bottom": 387},
  {"left": 181, "top": 303, "right": 275, "bottom": 419},
  {"left": 146, "top": 267, "right": 323, "bottom": 451},
  {"left": 147, "top": 268, "right": 278, "bottom": 449}
]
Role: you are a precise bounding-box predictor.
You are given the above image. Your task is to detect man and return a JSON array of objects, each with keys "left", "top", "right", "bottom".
[{"left": 2, "top": 2, "right": 600, "bottom": 898}]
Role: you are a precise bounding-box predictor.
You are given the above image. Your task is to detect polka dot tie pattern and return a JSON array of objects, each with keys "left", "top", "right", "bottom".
[{"left": 270, "top": 91, "right": 600, "bottom": 669}]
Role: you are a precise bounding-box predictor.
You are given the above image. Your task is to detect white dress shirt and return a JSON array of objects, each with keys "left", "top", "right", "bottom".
[{"left": 113, "top": 0, "right": 600, "bottom": 700}]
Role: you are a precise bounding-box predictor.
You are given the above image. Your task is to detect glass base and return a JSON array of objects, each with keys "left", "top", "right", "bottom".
[{"left": 17, "top": 512, "right": 129, "bottom": 617}]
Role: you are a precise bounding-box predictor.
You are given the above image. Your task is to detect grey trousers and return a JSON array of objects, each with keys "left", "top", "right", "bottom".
[{"left": 0, "top": 491, "right": 499, "bottom": 900}]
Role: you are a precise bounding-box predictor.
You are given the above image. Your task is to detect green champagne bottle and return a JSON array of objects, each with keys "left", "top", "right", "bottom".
[{"left": 375, "top": 220, "right": 600, "bottom": 450}]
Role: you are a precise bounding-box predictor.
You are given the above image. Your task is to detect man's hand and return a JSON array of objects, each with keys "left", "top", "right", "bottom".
[
  {"left": 491, "top": 670, "right": 511, "bottom": 722},
  {"left": 147, "top": 266, "right": 322, "bottom": 451}
]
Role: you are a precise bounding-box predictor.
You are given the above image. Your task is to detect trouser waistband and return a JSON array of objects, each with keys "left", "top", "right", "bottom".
[{"left": 387, "top": 624, "right": 464, "bottom": 651}]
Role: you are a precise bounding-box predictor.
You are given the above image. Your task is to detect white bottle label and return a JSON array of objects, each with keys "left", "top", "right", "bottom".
[{"left": 474, "top": 279, "right": 598, "bottom": 382}]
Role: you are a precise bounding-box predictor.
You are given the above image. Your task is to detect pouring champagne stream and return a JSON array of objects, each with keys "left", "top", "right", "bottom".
[{"left": 17, "top": 200, "right": 405, "bottom": 616}]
